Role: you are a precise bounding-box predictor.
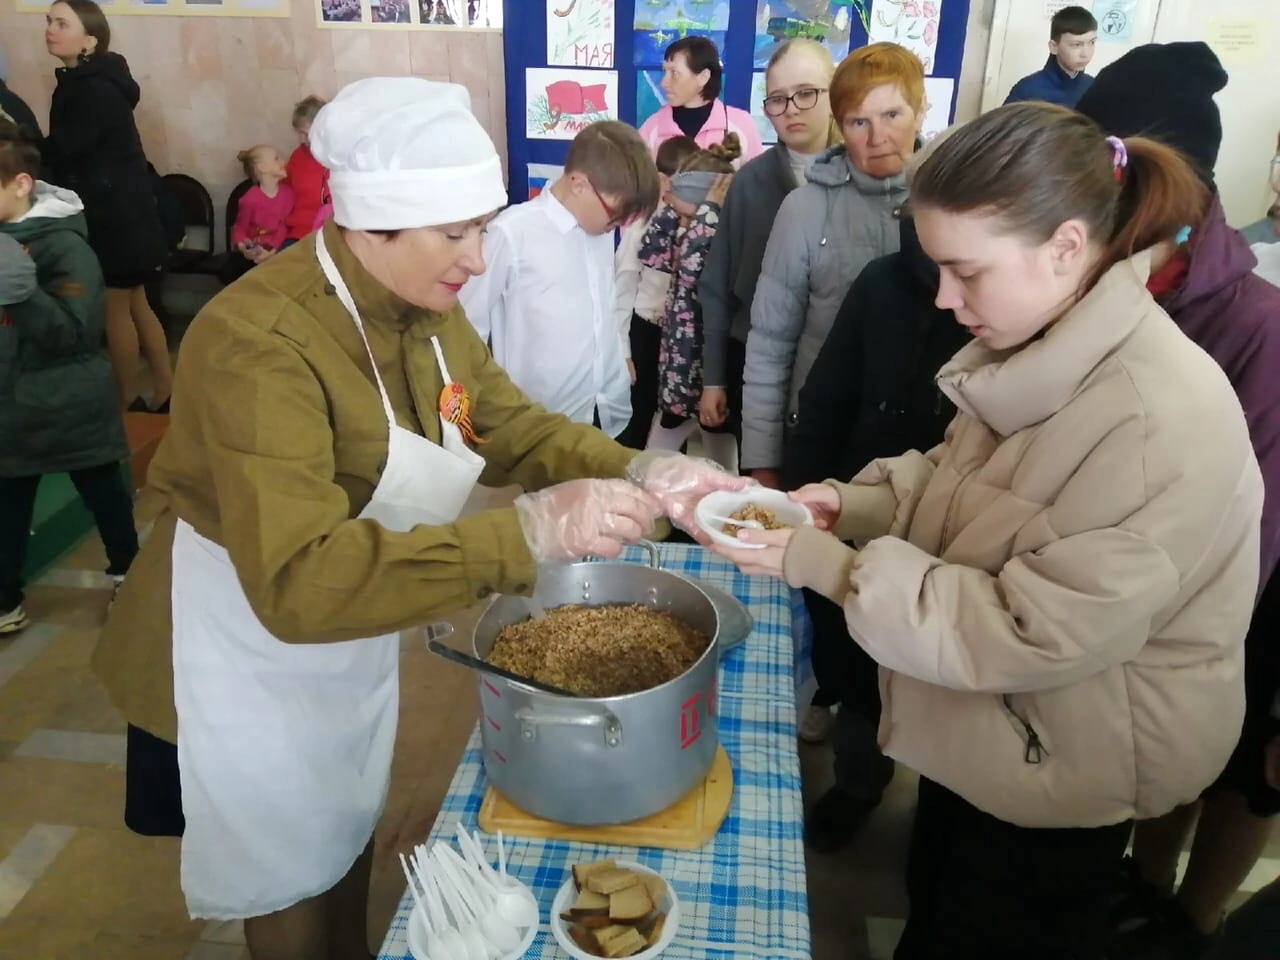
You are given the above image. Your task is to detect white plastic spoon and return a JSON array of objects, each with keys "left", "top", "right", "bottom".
[
  {"left": 431, "top": 845, "right": 495, "bottom": 960},
  {"left": 417, "top": 855, "right": 469, "bottom": 960},
  {"left": 422, "top": 870, "right": 481, "bottom": 960},
  {"left": 704, "top": 514, "right": 765, "bottom": 530},
  {"left": 495, "top": 831, "right": 539, "bottom": 926},
  {"left": 437, "top": 844, "right": 520, "bottom": 953},
  {"left": 458, "top": 828, "right": 538, "bottom": 929},
  {"left": 398, "top": 854, "right": 443, "bottom": 960},
  {"left": 412, "top": 849, "right": 468, "bottom": 960}
]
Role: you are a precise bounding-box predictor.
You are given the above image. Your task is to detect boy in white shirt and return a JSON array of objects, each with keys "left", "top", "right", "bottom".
[{"left": 460, "top": 121, "right": 660, "bottom": 439}]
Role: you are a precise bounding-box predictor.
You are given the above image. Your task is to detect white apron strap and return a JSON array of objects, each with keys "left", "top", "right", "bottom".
[
  {"left": 314, "top": 229, "right": 396, "bottom": 427},
  {"left": 429, "top": 335, "right": 453, "bottom": 385}
]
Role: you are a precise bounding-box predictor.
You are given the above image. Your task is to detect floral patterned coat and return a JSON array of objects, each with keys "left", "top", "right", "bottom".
[{"left": 637, "top": 174, "right": 733, "bottom": 419}]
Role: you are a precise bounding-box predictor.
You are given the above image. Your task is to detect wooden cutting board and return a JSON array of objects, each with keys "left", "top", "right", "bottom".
[{"left": 477, "top": 745, "right": 733, "bottom": 850}]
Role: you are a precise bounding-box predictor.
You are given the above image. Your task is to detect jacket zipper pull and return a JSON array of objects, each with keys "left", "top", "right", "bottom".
[{"left": 1024, "top": 727, "right": 1045, "bottom": 764}]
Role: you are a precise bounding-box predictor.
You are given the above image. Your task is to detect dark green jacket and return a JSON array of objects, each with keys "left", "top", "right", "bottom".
[{"left": 0, "top": 183, "right": 127, "bottom": 477}]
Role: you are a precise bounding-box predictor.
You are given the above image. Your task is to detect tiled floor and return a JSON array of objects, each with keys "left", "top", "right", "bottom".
[
  {"left": 2, "top": 492, "right": 1278, "bottom": 960},
  {"left": 0, "top": 489, "right": 483, "bottom": 960}
]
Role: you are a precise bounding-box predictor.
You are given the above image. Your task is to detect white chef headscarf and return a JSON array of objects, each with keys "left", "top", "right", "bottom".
[{"left": 309, "top": 77, "right": 507, "bottom": 231}]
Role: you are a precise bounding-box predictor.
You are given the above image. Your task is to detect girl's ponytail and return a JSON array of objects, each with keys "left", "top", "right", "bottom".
[{"left": 1100, "top": 136, "right": 1208, "bottom": 279}]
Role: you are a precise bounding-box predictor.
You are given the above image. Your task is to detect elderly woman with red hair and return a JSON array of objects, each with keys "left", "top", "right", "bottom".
[{"left": 739, "top": 41, "right": 927, "bottom": 850}]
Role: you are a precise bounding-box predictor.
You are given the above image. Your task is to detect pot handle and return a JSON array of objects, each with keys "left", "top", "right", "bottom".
[
  {"left": 585, "top": 539, "right": 660, "bottom": 569},
  {"left": 515, "top": 705, "right": 623, "bottom": 748},
  {"left": 424, "top": 622, "right": 454, "bottom": 642}
]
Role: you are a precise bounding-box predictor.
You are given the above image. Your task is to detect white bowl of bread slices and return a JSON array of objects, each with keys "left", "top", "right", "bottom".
[{"left": 551, "top": 858, "right": 680, "bottom": 959}]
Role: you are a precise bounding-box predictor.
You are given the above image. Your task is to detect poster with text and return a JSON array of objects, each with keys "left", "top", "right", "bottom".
[
  {"left": 753, "top": 1, "right": 865, "bottom": 69},
  {"left": 633, "top": 0, "right": 731, "bottom": 67},
  {"left": 921, "top": 76, "right": 954, "bottom": 140},
  {"left": 528, "top": 163, "right": 566, "bottom": 198},
  {"left": 868, "top": 0, "right": 941, "bottom": 74},
  {"left": 548, "top": 0, "right": 616, "bottom": 69},
  {"left": 1092, "top": 0, "right": 1136, "bottom": 42},
  {"left": 527, "top": 67, "right": 620, "bottom": 140},
  {"left": 749, "top": 71, "right": 779, "bottom": 145}
]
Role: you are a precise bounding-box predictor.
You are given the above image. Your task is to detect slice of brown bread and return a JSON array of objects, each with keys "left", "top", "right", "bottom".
[
  {"left": 572, "top": 859, "right": 618, "bottom": 891},
  {"left": 568, "top": 923, "right": 604, "bottom": 956},
  {"left": 644, "top": 911, "right": 667, "bottom": 947},
  {"left": 586, "top": 868, "right": 641, "bottom": 895},
  {"left": 608, "top": 883, "right": 654, "bottom": 923},
  {"left": 568, "top": 889, "right": 610, "bottom": 917},
  {"left": 636, "top": 908, "right": 664, "bottom": 938},
  {"left": 592, "top": 924, "right": 632, "bottom": 945},
  {"left": 640, "top": 873, "right": 666, "bottom": 906},
  {"left": 599, "top": 927, "right": 648, "bottom": 957}
]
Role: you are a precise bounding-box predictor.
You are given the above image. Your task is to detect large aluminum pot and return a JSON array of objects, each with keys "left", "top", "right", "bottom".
[{"left": 428, "top": 544, "right": 720, "bottom": 825}]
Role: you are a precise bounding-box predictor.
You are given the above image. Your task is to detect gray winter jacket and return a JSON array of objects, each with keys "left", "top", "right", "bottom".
[
  {"left": 741, "top": 146, "right": 908, "bottom": 470},
  {"left": 698, "top": 145, "right": 798, "bottom": 385}
]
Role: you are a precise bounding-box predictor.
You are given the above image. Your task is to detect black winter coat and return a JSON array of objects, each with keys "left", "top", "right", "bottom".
[
  {"left": 784, "top": 217, "right": 971, "bottom": 489},
  {"left": 44, "top": 52, "right": 166, "bottom": 286}
]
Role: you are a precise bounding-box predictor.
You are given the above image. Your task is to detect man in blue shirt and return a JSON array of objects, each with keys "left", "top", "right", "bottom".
[{"left": 1004, "top": 6, "right": 1097, "bottom": 108}]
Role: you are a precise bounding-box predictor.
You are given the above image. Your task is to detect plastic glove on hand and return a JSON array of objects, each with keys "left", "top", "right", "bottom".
[
  {"left": 626, "top": 451, "right": 748, "bottom": 533},
  {"left": 514, "top": 478, "right": 663, "bottom": 563}
]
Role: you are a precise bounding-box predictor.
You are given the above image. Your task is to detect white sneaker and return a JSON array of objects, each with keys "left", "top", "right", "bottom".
[
  {"left": 109, "top": 575, "right": 125, "bottom": 609},
  {"left": 0, "top": 605, "right": 30, "bottom": 635},
  {"left": 798, "top": 704, "right": 836, "bottom": 744}
]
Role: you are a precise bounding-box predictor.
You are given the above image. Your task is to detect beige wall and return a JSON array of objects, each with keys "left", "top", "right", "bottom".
[{"left": 0, "top": 10, "right": 506, "bottom": 246}]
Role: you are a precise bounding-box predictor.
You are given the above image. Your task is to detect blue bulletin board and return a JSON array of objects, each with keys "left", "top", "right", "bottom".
[{"left": 502, "top": 0, "right": 973, "bottom": 205}]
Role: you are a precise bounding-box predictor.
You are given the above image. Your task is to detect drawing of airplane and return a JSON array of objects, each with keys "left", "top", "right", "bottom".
[
  {"left": 665, "top": 9, "right": 711, "bottom": 37},
  {"left": 649, "top": 29, "right": 673, "bottom": 43},
  {"left": 644, "top": 0, "right": 667, "bottom": 7}
]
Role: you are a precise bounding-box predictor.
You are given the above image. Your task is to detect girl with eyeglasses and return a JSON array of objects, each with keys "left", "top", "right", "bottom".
[{"left": 697, "top": 38, "right": 838, "bottom": 453}]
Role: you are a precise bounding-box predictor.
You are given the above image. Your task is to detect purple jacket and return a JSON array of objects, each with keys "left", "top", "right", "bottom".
[{"left": 1162, "top": 196, "right": 1280, "bottom": 586}]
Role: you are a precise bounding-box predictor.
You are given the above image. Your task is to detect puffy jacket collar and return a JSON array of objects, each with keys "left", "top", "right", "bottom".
[
  {"left": 806, "top": 145, "right": 910, "bottom": 196},
  {"left": 938, "top": 250, "right": 1156, "bottom": 437},
  {"left": 1162, "top": 194, "right": 1258, "bottom": 315}
]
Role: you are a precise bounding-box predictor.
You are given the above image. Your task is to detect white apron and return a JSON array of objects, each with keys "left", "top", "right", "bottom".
[{"left": 171, "top": 228, "right": 485, "bottom": 919}]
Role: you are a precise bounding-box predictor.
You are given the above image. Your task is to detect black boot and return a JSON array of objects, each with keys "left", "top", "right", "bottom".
[{"left": 804, "top": 758, "right": 893, "bottom": 853}]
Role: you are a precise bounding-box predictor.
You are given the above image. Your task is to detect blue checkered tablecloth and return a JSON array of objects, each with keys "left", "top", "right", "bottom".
[{"left": 378, "top": 542, "right": 814, "bottom": 960}]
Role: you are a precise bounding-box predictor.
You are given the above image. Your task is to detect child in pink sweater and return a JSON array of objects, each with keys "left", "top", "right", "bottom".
[{"left": 220, "top": 145, "right": 294, "bottom": 285}]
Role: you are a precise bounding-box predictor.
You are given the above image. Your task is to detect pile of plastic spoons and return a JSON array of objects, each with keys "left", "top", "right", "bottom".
[{"left": 398, "top": 828, "right": 537, "bottom": 960}]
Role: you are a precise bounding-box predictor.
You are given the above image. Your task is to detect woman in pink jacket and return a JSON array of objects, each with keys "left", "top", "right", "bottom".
[{"left": 638, "top": 36, "right": 763, "bottom": 164}]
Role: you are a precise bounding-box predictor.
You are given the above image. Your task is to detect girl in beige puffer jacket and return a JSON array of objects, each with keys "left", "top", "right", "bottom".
[{"left": 714, "top": 102, "right": 1264, "bottom": 959}]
